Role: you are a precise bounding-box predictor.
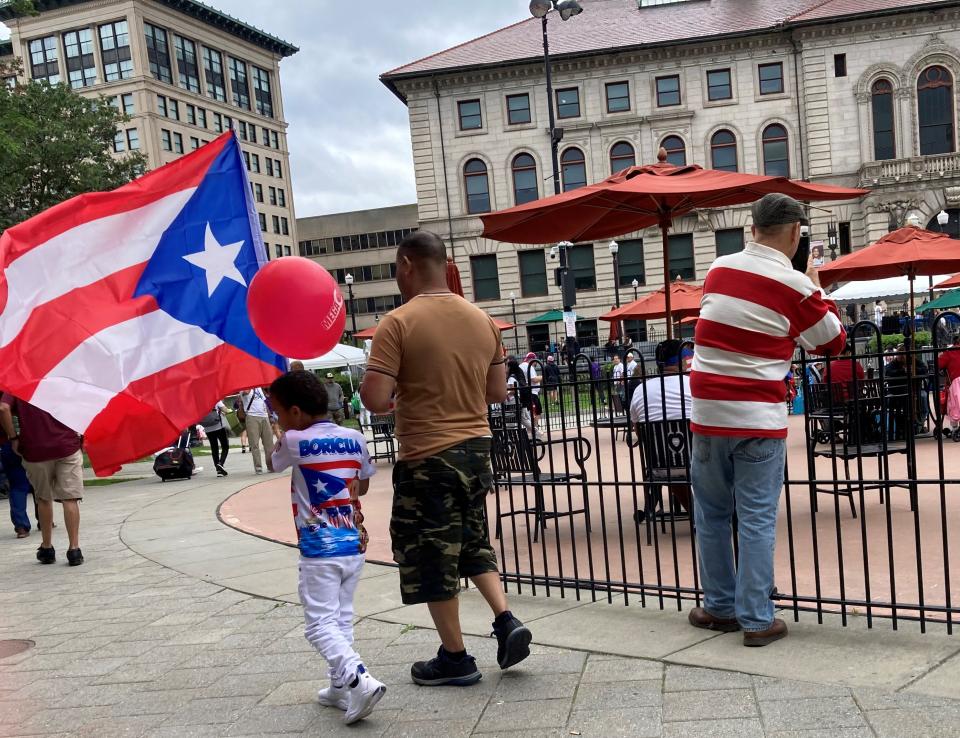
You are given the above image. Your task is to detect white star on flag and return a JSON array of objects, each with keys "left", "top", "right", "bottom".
[
  {"left": 183, "top": 223, "right": 247, "bottom": 297},
  {"left": 313, "top": 480, "right": 328, "bottom": 497}
]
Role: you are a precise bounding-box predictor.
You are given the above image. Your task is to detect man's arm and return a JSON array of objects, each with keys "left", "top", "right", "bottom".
[
  {"left": 0, "top": 401, "right": 15, "bottom": 440},
  {"left": 360, "top": 371, "right": 396, "bottom": 414},
  {"left": 486, "top": 361, "right": 507, "bottom": 404}
]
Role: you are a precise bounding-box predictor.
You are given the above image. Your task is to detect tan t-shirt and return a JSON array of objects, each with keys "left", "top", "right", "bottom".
[{"left": 365, "top": 293, "right": 504, "bottom": 460}]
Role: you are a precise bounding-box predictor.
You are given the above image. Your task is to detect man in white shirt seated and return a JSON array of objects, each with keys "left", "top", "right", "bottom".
[{"left": 629, "top": 340, "right": 693, "bottom": 513}]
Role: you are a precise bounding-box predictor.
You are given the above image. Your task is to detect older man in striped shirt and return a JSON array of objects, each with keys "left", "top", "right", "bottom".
[{"left": 689, "top": 194, "right": 846, "bottom": 646}]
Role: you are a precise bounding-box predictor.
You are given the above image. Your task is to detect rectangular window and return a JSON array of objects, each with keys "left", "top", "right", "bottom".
[
  {"left": 275, "top": 160, "right": 282, "bottom": 178},
  {"left": 156, "top": 94, "right": 167, "bottom": 117},
  {"left": 457, "top": 99, "right": 482, "bottom": 130},
  {"left": 470, "top": 255, "right": 500, "bottom": 301},
  {"left": 275, "top": 244, "right": 282, "bottom": 260},
  {"left": 173, "top": 132, "right": 183, "bottom": 154},
  {"left": 715, "top": 228, "right": 744, "bottom": 257},
  {"left": 759, "top": 62, "right": 784, "bottom": 95},
  {"left": 113, "top": 131, "right": 125, "bottom": 153},
  {"left": 278, "top": 189, "right": 286, "bottom": 207},
  {"left": 834, "top": 53, "right": 847, "bottom": 78},
  {"left": 190, "top": 136, "right": 199, "bottom": 150},
  {"left": 281, "top": 217, "right": 289, "bottom": 236},
  {"left": 518, "top": 250, "right": 548, "bottom": 297},
  {"left": 238, "top": 120, "right": 247, "bottom": 140},
  {"left": 507, "top": 92, "right": 531, "bottom": 126},
  {"left": 202, "top": 47, "right": 225, "bottom": 101},
  {"left": 28, "top": 36, "right": 59, "bottom": 83},
  {"left": 269, "top": 186, "right": 277, "bottom": 206},
  {"left": 622, "top": 319, "right": 647, "bottom": 343},
  {"left": 251, "top": 153, "right": 260, "bottom": 174},
  {"left": 213, "top": 112, "right": 223, "bottom": 133},
  {"left": 284, "top": 245, "right": 291, "bottom": 256},
  {"left": 243, "top": 151, "right": 250, "bottom": 170},
  {"left": 252, "top": 66, "right": 274, "bottom": 117},
  {"left": 99, "top": 21, "right": 132, "bottom": 81},
  {"left": 161, "top": 129, "right": 172, "bottom": 152},
  {"left": 265, "top": 158, "right": 274, "bottom": 177},
  {"left": 197, "top": 107, "right": 207, "bottom": 128},
  {"left": 272, "top": 215, "right": 280, "bottom": 234},
  {"left": 168, "top": 98, "right": 179, "bottom": 121},
  {"left": 262, "top": 126, "right": 270, "bottom": 146},
  {"left": 223, "top": 115, "right": 233, "bottom": 131},
  {"left": 617, "top": 239, "right": 645, "bottom": 286},
  {"left": 255, "top": 183, "right": 263, "bottom": 203},
  {"left": 229, "top": 57, "right": 250, "bottom": 109},
  {"left": 258, "top": 212, "right": 267, "bottom": 231},
  {"left": 187, "top": 104, "right": 196, "bottom": 126},
  {"left": 656, "top": 75, "right": 681, "bottom": 107},
  {"left": 569, "top": 244, "right": 596, "bottom": 291},
  {"left": 144, "top": 22, "right": 172, "bottom": 84},
  {"left": 707, "top": 68, "right": 732, "bottom": 101},
  {"left": 668, "top": 234, "right": 696, "bottom": 280},
  {"left": 556, "top": 87, "right": 580, "bottom": 118},
  {"left": 63, "top": 29, "right": 96, "bottom": 88},
  {"left": 126, "top": 128, "right": 139, "bottom": 150},
  {"left": 121, "top": 93, "right": 134, "bottom": 115},
  {"left": 605, "top": 81, "right": 630, "bottom": 113},
  {"left": 271, "top": 130, "right": 279, "bottom": 149},
  {"left": 174, "top": 35, "right": 199, "bottom": 93}
]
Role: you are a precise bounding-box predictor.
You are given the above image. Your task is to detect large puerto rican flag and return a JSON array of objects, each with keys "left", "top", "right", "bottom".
[{"left": 0, "top": 131, "right": 286, "bottom": 476}]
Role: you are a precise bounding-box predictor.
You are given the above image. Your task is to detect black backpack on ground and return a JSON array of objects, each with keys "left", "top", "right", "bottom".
[{"left": 153, "top": 432, "right": 195, "bottom": 482}]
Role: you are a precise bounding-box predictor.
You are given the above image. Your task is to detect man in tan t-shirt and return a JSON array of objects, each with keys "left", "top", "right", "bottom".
[{"left": 361, "top": 231, "right": 532, "bottom": 687}]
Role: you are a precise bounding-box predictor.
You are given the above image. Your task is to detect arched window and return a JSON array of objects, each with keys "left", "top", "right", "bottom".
[
  {"left": 661, "top": 136, "right": 686, "bottom": 166},
  {"left": 511, "top": 153, "right": 539, "bottom": 205},
  {"left": 464, "top": 158, "right": 490, "bottom": 214},
  {"left": 610, "top": 141, "right": 636, "bottom": 174},
  {"left": 871, "top": 79, "right": 896, "bottom": 160},
  {"left": 918, "top": 65, "right": 955, "bottom": 155},
  {"left": 710, "top": 129, "right": 738, "bottom": 172},
  {"left": 761, "top": 124, "right": 789, "bottom": 176},
  {"left": 561, "top": 147, "right": 587, "bottom": 191}
]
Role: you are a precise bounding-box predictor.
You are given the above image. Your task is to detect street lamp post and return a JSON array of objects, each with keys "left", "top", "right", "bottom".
[
  {"left": 529, "top": 0, "right": 583, "bottom": 195},
  {"left": 344, "top": 273, "right": 357, "bottom": 340},
  {"left": 631, "top": 278, "right": 639, "bottom": 302},
  {"left": 934, "top": 210, "right": 951, "bottom": 301},
  {"left": 509, "top": 291, "right": 519, "bottom": 354},
  {"left": 609, "top": 240, "right": 621, "bottom": 307}
]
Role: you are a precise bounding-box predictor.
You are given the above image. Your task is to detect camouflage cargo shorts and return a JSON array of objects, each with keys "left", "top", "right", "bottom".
[{"left": 390, "top": 437, "right": 500, "bottom": 605}]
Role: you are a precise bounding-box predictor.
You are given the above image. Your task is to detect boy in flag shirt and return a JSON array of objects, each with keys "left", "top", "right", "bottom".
[{"left": 270, "top": 371, "right": 385, "bottom": 725}]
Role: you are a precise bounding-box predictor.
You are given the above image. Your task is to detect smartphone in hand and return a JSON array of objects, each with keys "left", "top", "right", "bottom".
[{"left": 791, "top": 239, "right": 810, "bottom": 272}]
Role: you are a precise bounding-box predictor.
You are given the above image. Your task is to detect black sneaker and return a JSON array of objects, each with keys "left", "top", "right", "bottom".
[
  {"left": 492, "top": 613, "right": 532, "bottom": 669},
  {"left": 36, "top": 546, "right": 55, "bottom": 564},
  {"left": 216, "top": 465, "right": 228, "bottom": 477},
  {"left": 410, "top": 647, "right": 482, "bottom": 686},
  {"left": 66, "top": 548, "right": 84, "bottom": 567}
]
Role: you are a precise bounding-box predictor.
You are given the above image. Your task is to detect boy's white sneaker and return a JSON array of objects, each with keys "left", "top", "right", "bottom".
[
  {"left": 343, "top": 669, "right": 386, "bottom": 725},
  {"left": 317, "top": 682, "right": 348, "bottom": 711}
]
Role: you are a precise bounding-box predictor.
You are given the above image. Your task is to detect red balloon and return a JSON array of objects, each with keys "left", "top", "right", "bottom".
[{"left": 247, "top": 257, "right": 346, "bottom": 359}]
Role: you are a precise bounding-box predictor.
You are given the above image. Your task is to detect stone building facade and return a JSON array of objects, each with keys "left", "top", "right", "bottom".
[
  {"left": 0, "top": 0, "right": 299, "bottom": 259},
  {"left": 382, "top": 0, "right": 960, "bottom": 348}
]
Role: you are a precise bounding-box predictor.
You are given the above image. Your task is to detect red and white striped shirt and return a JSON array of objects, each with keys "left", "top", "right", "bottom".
[{"left": 691, "top": 241, "right": 846, "bottom": 438}]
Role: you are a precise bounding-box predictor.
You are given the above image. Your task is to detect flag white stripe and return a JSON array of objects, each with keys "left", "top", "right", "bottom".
[
  {"left": 30, "top": 310, "right": 222, "bottom": 432},
  {"left": 0, "top": 189, "right": 196, "bottom": 347}
]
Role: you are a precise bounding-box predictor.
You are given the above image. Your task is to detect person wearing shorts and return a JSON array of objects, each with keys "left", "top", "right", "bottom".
[
  {"left": 362, "top": 230, "right": 532, "bottom": 687},
  {"left": 0, "top": 394, "right": 84, "bottom": 566}
]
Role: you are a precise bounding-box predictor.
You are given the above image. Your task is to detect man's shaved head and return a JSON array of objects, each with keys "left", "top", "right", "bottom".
[{"left": 398, "top": 231, "right": 447, "bottom": 266}]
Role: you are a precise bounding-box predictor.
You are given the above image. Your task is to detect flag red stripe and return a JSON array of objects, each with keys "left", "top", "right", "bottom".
[
  {"left": 84, "top": 342, "right": 283, "bottom": 476},
  {"left": 302, "top": 460, "right": 363, "bottom": 471},
  {"left": 0, "top": 263, "right": 155, "bottom": 400},
  {"left": 0, "top": 132, "right": 232, "bottom": 270}
]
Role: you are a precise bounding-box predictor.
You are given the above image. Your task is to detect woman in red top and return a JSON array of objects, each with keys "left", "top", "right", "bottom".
[{"left": 938, "top": 336, "right": 960, "bottom": 439}]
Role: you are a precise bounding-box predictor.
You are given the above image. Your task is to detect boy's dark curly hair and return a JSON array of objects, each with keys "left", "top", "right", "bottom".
[{"left": 269, "top": 371, "right": 329, "bottom": 416}]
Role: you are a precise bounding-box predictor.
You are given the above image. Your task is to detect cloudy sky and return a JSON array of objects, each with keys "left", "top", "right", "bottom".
[{"left": 3, "top": 1, "right": 531, "bottom": 217}]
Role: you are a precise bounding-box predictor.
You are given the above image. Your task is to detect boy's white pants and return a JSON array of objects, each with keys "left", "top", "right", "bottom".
[{"left": 299, "top": 554, "right": 365, "bottom": 685}]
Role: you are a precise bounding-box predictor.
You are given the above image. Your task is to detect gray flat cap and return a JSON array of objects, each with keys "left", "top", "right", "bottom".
[{"left": 751, "top": 193, "right": 808, "bottom": 227}]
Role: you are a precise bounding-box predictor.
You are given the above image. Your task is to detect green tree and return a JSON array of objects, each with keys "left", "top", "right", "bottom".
[{"left": 0, "top": 73, "right": 147, "bottom": 233}]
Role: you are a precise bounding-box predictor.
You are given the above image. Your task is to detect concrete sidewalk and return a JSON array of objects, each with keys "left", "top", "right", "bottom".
[{"left": 2, "top": 452, "right": 960, "bottom": 736}]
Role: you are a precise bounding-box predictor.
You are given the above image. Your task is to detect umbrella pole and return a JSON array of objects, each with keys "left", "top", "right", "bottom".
[{"left": 661, "top": 222, "right": 673, "bottom": 340}]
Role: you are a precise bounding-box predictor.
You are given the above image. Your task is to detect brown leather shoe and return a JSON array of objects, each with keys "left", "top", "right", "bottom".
[
  {"left": 688, "top": 607, "right": 740, "bottom": 632},
  {"left": 743, "top": 619, "right": 788, "bottom": 647}
]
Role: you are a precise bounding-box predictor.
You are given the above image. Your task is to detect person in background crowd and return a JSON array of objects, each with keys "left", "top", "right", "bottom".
[
  {"left": 785, "top": 367, "right": 798, "bottom": 414},
  {"left": 519, "top": 352, "right": 543, "bottom": 432},
  {"left": 1, "top": 422, "right": 34, "bottom": 538},
  {"left": 361, "top": 231, "right": 531, "bottom": 688},
  {"left": 505, "top": 356, "right": 535, "bottom": 438},
  {"left": 874, "top": 299, "right": 887, "bottom": 326},
  {"left": 200, "top": 401, "right": 230, "bottom": 477},
  {"left": 290, "top": 360, "right": 305, "bottom": 372},
  {"left": 239, "top": 387, "right": 273, "bottom": 474},
  {"left": 565, "top": 336, "right": 580, "bottom": 379},
  {"left": 590, "top": 357, "right": 606, "bottom": 403},
  {"left": 0, "top": 395, "right": 86, "bottom": 566},
  {"left": 324, "top": 374, "right": 346, "bottom": 425},
  {"left": 232, "top": 397, "right": 249, "bottom": 453},
  {"left": 939, "top": 335, "right": 960, "bottom": 439},
  {"left": 826, "top": 342, "right": 866, "bottom": 404},
  {"left": 543, "top": 355, "right": 562, "bottom": 404},
  {"left": 805, "top": 361, "right": 824, "bottom": 386},
  {"left": 625, "top": 351, "right": 638, "bottom": 377},
  {"left": 680, "top": 343, "right": 695, "bottom": 373},
  {"left": 885, "top": 344, "right": 930, "bottom": 436},
  {"left": 689, "top": 193, "right": 846, "bottom": 647},
  {"left": 611, "top": 354, "right": 626, "bottom": 412},
  {"left": 266, "top": 390, "right": 283, "bottom": 441},
  {"left": 626, "top": 363, "right": 643, "bottom": 408},
  {"left": 859, "top": 303, "right": 869, "bottom": 322}
]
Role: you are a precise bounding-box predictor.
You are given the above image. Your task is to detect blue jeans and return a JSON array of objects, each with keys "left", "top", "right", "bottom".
[
  {"left": 691, "top": 434, "right": 786, "bottom": 631},
  {"left": 1, "top": 443, "right": 33, "bottom": 532}
]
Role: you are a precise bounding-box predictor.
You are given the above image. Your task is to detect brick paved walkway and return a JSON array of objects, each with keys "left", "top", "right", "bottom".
[{"left": 2, "top": 463, "right": 960, "bottom": 736}]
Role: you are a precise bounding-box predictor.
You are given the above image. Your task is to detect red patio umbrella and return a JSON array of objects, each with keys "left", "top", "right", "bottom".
[
  {"left": 934, "top": 272, "right": 960, "bottom": 290},
  {"left": 446, "top": 257, "right": 464, "bottom": 297},
  {"left": 480, "top": 150, "right": 866, "bottom": 338},
  {"left": 607, "top": 314, "right": 621, "bottom": 343},
  {"left": 600, "top": 279, "right": 703, "bottom": 322},
  {"left": 819, "top": 225, "right": 960, "bottom": 320}
]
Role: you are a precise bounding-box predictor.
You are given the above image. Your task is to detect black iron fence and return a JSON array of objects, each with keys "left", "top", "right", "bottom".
[{"left": 487, "top": 313, "right": 960, "bottom": 633}]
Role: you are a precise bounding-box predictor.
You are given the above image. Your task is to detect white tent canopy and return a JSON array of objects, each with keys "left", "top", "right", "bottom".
[
  {"left": 828, "top": 274, "right": 954, "bottom": 302},
  {"left": 300, "top": 344, "right": 367, "bottom": 371}
]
